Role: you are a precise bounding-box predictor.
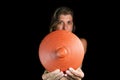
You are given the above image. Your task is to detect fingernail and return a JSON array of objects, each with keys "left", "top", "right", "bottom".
[
  {"left": 69, "top": 67, "right": 73, "bottom": 70},
  {"left": 64, "top": 74, "right": 67, "bottom": 76},
  {"left": 66, "top": 70, "right": 69, "bottom": 73},
  {"left": 56, "top": 69, "right": 60, "bottom": 72}
]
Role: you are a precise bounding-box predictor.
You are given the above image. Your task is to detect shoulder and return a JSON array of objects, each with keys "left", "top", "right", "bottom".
[
  {"left": 80, "top": 38, "right": 87, "bottom": 53},
  {"left": 80, "top": 38, "right": 87, "bottom": 45}
]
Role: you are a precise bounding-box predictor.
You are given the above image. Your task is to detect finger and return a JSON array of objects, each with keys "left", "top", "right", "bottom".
[
  {"left": 66, "top": 70, "right": 81, "bottom": 80},
  {"left": 54, "top": 71, "right": 64, "bottom": 80},
  {"left": 42, "top": 69, "right": 60, "bottom": 80},
  {"left": 60, "top": 77, "right": 68, "bottom": 80},
  {"left": 69, "top": 68, "right": 84, "bottom": 78},
  {"left": 64, "top": 75, "right": 74, "bottom": 80}
]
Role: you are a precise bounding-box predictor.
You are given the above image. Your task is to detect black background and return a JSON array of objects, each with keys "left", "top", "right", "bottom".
[{"left": 3, "top": 0, "right": 118, "bottom": 80}]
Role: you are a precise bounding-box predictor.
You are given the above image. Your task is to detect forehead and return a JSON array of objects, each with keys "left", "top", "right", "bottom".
[{"left": 59, "top": 14, "right": 73, "bottom": 20}]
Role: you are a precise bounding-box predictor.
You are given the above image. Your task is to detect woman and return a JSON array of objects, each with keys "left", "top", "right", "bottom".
[{"left": 42, "top": 6, "right": 87, "bottom": 80}]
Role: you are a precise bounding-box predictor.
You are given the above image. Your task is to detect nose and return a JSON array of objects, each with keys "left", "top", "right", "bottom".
[{"left": 63, "top": 24, "right": 68, "bottom": 30}]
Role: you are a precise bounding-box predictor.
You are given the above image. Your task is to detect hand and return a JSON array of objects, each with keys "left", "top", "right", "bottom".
[
  {"left": 42, "top": 69, "right": 64, "bottom": 80},
  {"left": 65, "top": 67, "right": 84, "bottom": 80}
]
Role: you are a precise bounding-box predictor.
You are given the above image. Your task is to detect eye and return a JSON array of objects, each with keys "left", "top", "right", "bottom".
[
  {"left": 58, "top": 21, "right": 63, "bottom": 24},
  {"left": 68, "top": 21, "right": 73, "bottom": 24}
]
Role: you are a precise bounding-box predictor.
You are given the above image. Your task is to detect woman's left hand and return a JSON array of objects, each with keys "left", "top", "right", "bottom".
[{"left": 65, "top": 67, "right": 84, "bottom": 80}]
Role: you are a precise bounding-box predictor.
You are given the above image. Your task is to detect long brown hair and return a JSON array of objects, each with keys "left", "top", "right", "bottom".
[{"left": 49, "top": 6, "right": 76, "bottom": 32}]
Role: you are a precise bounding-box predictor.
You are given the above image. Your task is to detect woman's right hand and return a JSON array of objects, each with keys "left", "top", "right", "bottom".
[{"left": 42, "top": 69, "right": 64, "bottom": 80}]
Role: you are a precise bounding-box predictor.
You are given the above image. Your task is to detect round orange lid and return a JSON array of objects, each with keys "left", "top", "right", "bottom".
[{"left": 38, "top": 30, "right": 84, "bottom": 72}]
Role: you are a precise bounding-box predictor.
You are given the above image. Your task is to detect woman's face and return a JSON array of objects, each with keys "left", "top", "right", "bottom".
[{"left": 56, "top": 14, "right": 73, "bottom": 32}]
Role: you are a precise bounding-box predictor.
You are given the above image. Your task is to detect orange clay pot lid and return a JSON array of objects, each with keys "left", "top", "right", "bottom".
[{"left": 38, "top": 30, "right": 84, "bottom": 72}]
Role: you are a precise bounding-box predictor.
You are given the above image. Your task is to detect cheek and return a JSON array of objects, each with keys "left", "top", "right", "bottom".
[
  {"left": 56, "top": 25, "right": 63, "bottom": 30},
  {"left": 68, "top": 26, "right": 73, "bottom": 31}
]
